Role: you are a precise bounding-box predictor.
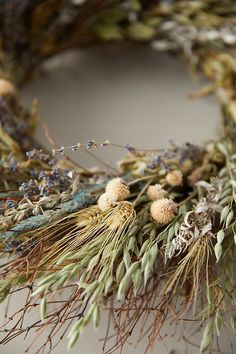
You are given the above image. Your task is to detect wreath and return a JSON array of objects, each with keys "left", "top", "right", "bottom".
[{"left": 0, "top": 1, "right": 236, "bottom": 353}]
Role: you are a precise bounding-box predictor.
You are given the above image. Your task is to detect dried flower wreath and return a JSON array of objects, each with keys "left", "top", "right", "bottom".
[{"left": 0, "top": 1, "right": 236, "bottom": 353}]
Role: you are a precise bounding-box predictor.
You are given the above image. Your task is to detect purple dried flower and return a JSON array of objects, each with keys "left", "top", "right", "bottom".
[
  {"left": 124, "top": 144, "right": 135, "bottom": 153},
  {"left": 86, "top": 140, "right": 96, "bottom": 149},
  {"left": 19, "top": 179, "right": 39, "bottom": 197},
  {"left": 6, "top": 200, "right": 16, "bottom": 208}
]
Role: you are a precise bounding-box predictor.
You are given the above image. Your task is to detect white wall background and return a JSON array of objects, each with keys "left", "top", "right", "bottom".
[
  {"left": 1, "top": 45, "right": 235, "bottom": 354},
  {"left": 22, "top": 44, "right": 219, "bottom": 168}
]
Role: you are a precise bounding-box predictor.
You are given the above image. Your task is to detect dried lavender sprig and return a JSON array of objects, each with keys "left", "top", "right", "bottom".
[{"left": 51, "top": 140, "right": 166, "bottom": 157}]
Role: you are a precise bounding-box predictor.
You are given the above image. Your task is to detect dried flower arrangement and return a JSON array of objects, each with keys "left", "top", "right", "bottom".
[{"left": 0, "top": 1, "right": 236, "bottom": 353}]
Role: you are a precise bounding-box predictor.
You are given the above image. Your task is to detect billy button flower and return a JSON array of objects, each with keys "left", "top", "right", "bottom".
[
  {"left": 150, "top": 198, "right": 177, "bottom": 225},
  {"left": 166, "top": 169, "right": 183, "bottom": 187},
  {"left": 147, "top": 184, "right": 167, "bottom": 201},
  {"left": 97, "top": 178, "right": 130, "bottom": 211},
  {"left": 105, "top": 177, "right": 130, "bottom": 202},
  {"left": 97, "top": 193, "right": 116, "bottom": 211},
  {"left": 0, "top": 79, "right": 16, "bottom": 97}
]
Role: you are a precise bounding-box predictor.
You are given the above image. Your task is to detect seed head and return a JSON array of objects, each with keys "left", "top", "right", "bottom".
[
  {"left": 150, "top": 198, "right": 177, "bottom": 225},
  {"left": 0, "top": 79, "right": 16, "bottom": 96},
  {"left": 106, "top": 177, "right": 130, "bottom": 201},
  {"left": 166, "top": 170, "right": 182, "bottom": 186},
  {"left": 98, "top": 193, "right": 115, "bottom": 211},
  {"left": 147, "top": 184, "right": 167, "bottom": 201}
]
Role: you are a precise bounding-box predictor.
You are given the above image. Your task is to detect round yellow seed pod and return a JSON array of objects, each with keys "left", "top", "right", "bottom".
[
  {"left": 0, "top": 79, "right": 16, "bottom": 97},
  {"left": 97, "top": 193, "right": 115, "bottom": 211},
  {"left": 147, "top": 184, "right": 167, "bottom": 201},
  {"left": 105, "top": 177, "right": 130, "bottom": 201},
  {"left": 150, "top": 198, "right": 177, "bottom": 225},
  {"left": 166, "top": 170, "right": 183, "bottom": 186}
]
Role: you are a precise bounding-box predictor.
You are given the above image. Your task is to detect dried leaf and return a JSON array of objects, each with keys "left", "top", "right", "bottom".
[{"left": 214, "top": 243, "right": 222, "bottom": 263}]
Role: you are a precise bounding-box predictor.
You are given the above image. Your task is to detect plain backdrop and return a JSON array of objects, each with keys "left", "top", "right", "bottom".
[{"left": 1, "top": 44, "right": 235, "bottom": 354}]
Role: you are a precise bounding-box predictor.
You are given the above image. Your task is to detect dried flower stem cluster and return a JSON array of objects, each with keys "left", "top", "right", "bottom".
[
  {"left": 147, "top": 170, "right": 182, "bottom": 224},
  {"left": 98, "top": 177, "right": 130, "bottom": 211}
]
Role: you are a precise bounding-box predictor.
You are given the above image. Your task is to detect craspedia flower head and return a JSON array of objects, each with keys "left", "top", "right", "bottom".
[
  {"left": 105, "top": 177, "right": 130, "bottom": 201},
  {"left": 150, "top": 198, "right": 177, "bottom": 225},
  {"left": 147, "top": 184, "right": 167, "bottom": 201},
  {"left": 166, "top": 170, "right": 183, "bottom": 187},
  {"left": 98, "top": 192, "right": 115, "bottom": 211},
  {"left": 0, "top": 79, "right": 16, "bottom": 97}
]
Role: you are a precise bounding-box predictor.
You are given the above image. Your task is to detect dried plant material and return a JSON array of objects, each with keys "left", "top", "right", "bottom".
[
  {"left": 166, "top": 178, "right": 224, "bottom": 259},
  {"left": 187, "top": 166, "right": 204, "bottom": 187},
  {"left": 166, "top": 169, "right": 183, "bottom": 186},
  {"left": 150, "top": 198, "right": 177, "bottom": 224},
  {"left": 105, "top": 177, "right": 130, "bottom": 201},
  {"left": 147, "top": 183, "right": 167, "bottom": 201},
  {"left": 0, "top": 79, "right": 16, "bottom": 96},
  {"left": 97, "top": 192, "right": 115, "bottom": 211},
  {"left": 0, "top": 2, "right": 236, "bottom": 354}
]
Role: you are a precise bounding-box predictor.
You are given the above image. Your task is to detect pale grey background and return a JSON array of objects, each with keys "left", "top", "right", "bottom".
[{"left": 1, "top": 45, "right": 234, "bottom": 354}]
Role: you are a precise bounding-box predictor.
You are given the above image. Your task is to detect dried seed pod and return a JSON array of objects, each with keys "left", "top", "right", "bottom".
[
  {"left": 0, "top": 79, "right": 16, "bottom": 96},
  {"left": 150, "top": 198, "right": 177, "bottom": 225},
  {"left": 105, "top": 177, "right": 130, "bottom": 201},
  {"left": 98, "top": 192, "right": 115, "bottom": 211},
  {"left": 147, "top": 184, "right": 167, "bottom": 201},
  {"left": 166, "top": 170, "right": 183, "bottom": 186}
]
